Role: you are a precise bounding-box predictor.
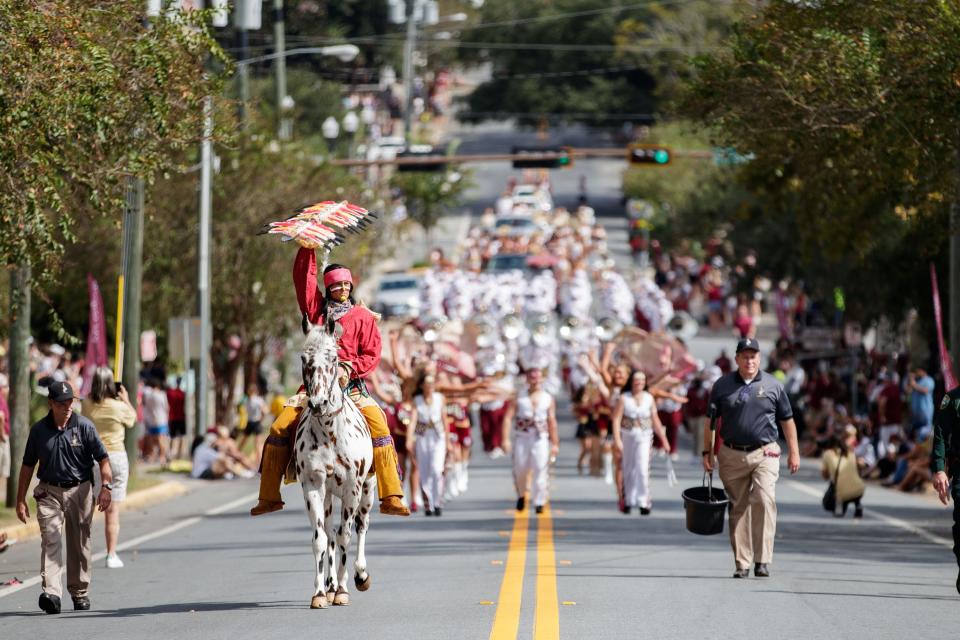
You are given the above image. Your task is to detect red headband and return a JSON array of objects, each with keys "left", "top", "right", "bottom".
[{"left": 323, "top": 267, "right": 353, "bottom": 289}]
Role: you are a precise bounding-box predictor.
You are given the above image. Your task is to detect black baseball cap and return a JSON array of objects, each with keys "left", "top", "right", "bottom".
[
  {"left": 48, "top": 381, "right": 75, "bottom": 402},
  {"left": 735, "top": 338, "right": 761, "bottom": 354}
]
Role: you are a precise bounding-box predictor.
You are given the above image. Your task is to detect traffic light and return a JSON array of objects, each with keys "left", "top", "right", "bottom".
[
  {"left": 511, "top": 146, "right": 573, "bottom": 169},
  {"left": 628, "top": 144, "right": 671, "bottom": 166},
  {"left": 396, "top": 145, "right": 447, "bottom": 172}
]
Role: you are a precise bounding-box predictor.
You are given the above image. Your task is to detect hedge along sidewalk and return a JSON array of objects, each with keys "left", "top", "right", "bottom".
[{"left": 0, "top": 478, "right": 189, "bottom": 544}]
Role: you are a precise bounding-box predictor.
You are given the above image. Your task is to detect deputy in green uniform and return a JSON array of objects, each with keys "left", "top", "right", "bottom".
[{"left": 932, "top": 386, "right": 960, "bottom": 594}]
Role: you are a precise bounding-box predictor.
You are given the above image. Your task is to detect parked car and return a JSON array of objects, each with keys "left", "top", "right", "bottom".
[{"left": 372, "top": 271, "right": 422, "bottom": 318}]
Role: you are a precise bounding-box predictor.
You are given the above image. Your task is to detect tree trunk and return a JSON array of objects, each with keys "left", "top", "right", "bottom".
[{"left": 6, "top": 264, "right": 30, "bottom": 508}]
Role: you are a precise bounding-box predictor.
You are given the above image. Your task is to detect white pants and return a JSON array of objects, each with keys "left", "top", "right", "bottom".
[
  {"left": 878, "top": 424, "right": 902, "bottom": 457},
  {"left": 416, "top": 428, "right": 447, "bottom": 510},
  {"left": 622, "top": 428, "right": 652, "bottom": 508},
  {"left": 513, "top": 430, "right": 550, "bottom": 506}
]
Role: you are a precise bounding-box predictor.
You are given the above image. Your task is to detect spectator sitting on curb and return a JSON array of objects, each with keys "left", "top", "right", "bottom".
[{"left": 191, "top": 427, "right": 255, "bottom": 480}]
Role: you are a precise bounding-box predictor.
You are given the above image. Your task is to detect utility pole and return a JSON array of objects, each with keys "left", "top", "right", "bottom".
[
  {"left": 120, "top": 176, "right": 144, "bottom": 477},
  {"left": 273, "top": 0, "right": 290, "bottom": 140},
  {"left": 197, "top": 97, "right": 214, "bottom": 435},
  {"left": 5, "top": 265, "right": 30, "bottom": 508},
  {"left": 237, "top": 19, "right": 250, "bottom": 129},
  {"left": 951, "top": 198, "right": 960, "bottom": 383},
  {"left": 402, "top": 0, "right": 418, "bottom": 141}
]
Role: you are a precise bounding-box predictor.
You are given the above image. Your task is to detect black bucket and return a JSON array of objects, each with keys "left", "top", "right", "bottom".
[{"left": 682, "top": 474, "right": 729, "bottom": 536}]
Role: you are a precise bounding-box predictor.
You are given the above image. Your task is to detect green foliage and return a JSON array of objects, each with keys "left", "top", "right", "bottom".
[
  {"left": 0, "top": 1, "right": 226, "bottom": 287},
  {"left": 456, "top": 0, "right": 657, "bottom": 126},
  {"left": 678, "top": 0, "right": 960, "bottom": 323},
  {"left": 390, "top": 170, "right": 471, "bottom": 235},
  {"left": 614, "top": 0, "right": 745, "bottom": 101}
]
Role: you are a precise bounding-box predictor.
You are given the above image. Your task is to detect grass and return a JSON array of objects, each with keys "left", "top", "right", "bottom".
[{"left": 0, "top": 473, "right": 165, "bottom": 530}]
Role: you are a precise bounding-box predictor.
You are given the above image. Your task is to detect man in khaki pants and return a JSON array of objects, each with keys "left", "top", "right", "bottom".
[
  {"left": 15, "top": 381, "right": 113, "bottom": 614},
  {"left": 702, "top": 339, "right": 800, "bottom": 579}
]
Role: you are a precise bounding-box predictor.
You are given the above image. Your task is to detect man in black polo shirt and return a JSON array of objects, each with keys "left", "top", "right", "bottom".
[
  {"left": 15, "top": 381, "right": 113, "bottom": 614},
  {"left": 702, "top": 338, "right": 799, "bottom": 579}
]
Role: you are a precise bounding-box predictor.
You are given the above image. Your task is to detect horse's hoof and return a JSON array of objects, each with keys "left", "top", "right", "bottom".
[
  {"left": 325, "top": 591, "right": 336, "bottom": 605},
  {"left": 355, "top": 573, "right": 371, "bottom": 592},
  {"left": 310, "top": 595, "right": 329, "bottom": 609},
  {"left": 333, "top": 590, "right": 350, "bottom": 606}
]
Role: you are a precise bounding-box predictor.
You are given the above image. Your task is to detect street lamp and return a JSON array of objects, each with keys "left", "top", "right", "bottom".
[
  {"left": 235, "top": 45, "right": 360, "bottom": 141},
  {"left": 322, "top": 116, "right": 340, "bottom": 157},
  {"left": 342, "top": 111, "right": 359, "bottom": 158},
  {"left": 280, "top": 94, "right": 295, "bottom": 141}
]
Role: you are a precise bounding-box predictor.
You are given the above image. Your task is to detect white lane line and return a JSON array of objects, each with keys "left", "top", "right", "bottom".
[
  {"left": 0, "top": 491, "right": 258, "bottom": 600},
  {"left": 787, "top": 480, "right": 952, "bottom": 548}
]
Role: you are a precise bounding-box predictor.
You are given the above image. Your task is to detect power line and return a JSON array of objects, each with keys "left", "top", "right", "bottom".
[{"left": 490, "top": 64, "right": 646, "bottom": 80}]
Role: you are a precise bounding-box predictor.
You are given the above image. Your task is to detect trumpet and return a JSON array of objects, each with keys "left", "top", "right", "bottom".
[
  {"left": 666, "top": 311, "right": 699, "bottom": 341},
  {"left": 558, "top": 315, "right": 580, "bottom": 340},
  {"left": 595, "top": 316, "right": 624, "bottom": 342},
  {"left": 502, "top": 314, "right": 524, "bottom": 341}
]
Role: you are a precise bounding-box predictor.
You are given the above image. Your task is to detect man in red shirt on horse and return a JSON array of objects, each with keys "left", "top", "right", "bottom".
[{"left": 250, "top": 247, "right": 410, "bottom": 517}]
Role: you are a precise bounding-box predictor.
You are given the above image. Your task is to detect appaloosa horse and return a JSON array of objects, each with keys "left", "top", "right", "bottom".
[{"left": 296, "top": 317, "right": 376, "bottom": 609}]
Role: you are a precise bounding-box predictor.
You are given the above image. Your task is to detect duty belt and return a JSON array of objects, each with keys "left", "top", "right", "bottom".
[
  {"left": 723, "top": 441, "right": 769, "bottom": 452},
  {"left": 43, "top": 478, "right": 88, "bottom": 489}
]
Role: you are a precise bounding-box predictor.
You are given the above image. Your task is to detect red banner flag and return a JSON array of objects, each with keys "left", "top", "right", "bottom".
[
  {"left": 930, "top": 263, "right": 958, "bottom": 390},
  {"left": 81, "top": 274, "right": 109, "bottom": 397}
]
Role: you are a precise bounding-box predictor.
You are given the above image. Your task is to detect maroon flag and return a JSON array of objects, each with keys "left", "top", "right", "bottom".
[
  {"left": 930, "top": 263, "right": 958, "bottom": 390},
  {"left": 81, "top": 274, "right": 108, "bottom": 397}
]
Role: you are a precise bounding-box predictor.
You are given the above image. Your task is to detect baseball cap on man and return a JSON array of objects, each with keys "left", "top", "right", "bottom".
[
  {"left": 48, "top": 381, "right": 75, "bottom": 402},
  {"left": 735, "top": 338, "right": 761, "bottom": 354}
]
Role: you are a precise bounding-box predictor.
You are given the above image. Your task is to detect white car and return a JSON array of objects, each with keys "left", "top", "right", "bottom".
[
  {"left": 511, "top": 184, "right": 553, "bottom": 212},
  {"left": 372, "top": 272, "right": 422, "bottom": 318}
]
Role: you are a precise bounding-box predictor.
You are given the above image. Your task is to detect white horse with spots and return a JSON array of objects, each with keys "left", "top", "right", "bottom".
[{"left": 296, "top": 317, "right": 376, "bottom": 609}]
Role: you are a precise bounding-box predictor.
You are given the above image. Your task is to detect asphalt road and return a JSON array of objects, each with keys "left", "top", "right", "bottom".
[
  {"left": 3, "top": 131, "right": 959, "bottom": 637},
  {"left": 1, "top": 411, "right": 958, "bottom": 639}
]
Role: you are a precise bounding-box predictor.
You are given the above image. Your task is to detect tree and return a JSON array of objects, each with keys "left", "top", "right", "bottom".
[
  {"left": 390, "top": 170, "right": 470, "bottom": 238},
  {"left": 455, "top": 0, "right": 658, "bottom": 127},
  {"left": 0, "top": 2, "right": 224, "bottom": 506},
  {"left": 143, "top": 122, "right": 375, "bottom": 426},
  {"left": 679, "top": 0, "right": 960, "bottom": 323}
]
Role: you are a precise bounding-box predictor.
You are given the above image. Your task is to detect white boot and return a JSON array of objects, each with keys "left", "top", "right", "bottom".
[
  {"left": 603, "top": 452, "right": 614, "bottom": 485},
  {"left": 459, "top": 462, "right": 469, "bottom": 493}
]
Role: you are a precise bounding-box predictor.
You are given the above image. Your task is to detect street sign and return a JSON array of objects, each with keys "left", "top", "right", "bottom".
[
  {"left": 712, "top": 147, "right": 755, "bottom": 167},
  {"left": 511, "top": 146, "right": 573, "bottom": 169},
  {"left": 628, "top": 144, "right": 671, "bottom": 166},
  {"left": 168, "top": 317, "right": 201, "bottom": 362}
]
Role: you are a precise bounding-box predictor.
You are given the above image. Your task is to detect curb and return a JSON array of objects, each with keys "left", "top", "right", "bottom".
[{"left": 0, "top": 479, "right": 189, "bottom": 544}]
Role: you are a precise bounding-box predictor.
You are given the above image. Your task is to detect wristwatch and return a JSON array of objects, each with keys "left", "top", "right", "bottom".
[
  {"left": 102, "top": 483, "right": 113, "bottom": 491},
  {"left": 701, "top": 451, "right": 711, "bottom": 456}
]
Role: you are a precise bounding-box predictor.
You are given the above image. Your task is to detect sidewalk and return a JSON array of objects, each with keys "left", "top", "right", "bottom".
[{"left": 0, "top": 474, "right": 189, "bottom": 545}]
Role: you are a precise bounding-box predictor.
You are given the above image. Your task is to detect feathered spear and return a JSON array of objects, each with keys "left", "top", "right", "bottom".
[{"left": 259, "top": 200, "right": 379, "bottom": 253}]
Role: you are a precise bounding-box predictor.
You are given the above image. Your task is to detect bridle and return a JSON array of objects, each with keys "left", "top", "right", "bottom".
[{"left": 306, "top": 345, "right": 347, "bottom": 418}]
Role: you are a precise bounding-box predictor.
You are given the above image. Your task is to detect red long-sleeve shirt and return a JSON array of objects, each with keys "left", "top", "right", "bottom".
[{"left": 293, "top": 248, "right": 381, "bottom": 379}]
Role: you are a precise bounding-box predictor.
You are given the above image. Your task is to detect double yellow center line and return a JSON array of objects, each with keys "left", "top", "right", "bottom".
[{"left": 489, "top": 504, "right": 560, "bottom": 640}]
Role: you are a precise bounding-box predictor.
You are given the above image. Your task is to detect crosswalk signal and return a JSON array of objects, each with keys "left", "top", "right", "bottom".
[{"left": 628, "top": 144, "right": 672, "bottom": 166}]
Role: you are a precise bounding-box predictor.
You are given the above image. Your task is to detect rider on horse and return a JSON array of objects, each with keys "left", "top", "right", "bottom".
[{"left": 251, "top": 247, "right": 410, "bottom": 517}]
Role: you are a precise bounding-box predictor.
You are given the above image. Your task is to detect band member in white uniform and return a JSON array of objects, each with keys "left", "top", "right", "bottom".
[
  {"left": 612, "top": 371, "right": 670, "bottom": 515},
  {"left": 503, "top": 369, "right": 559, "bottom": 514},
  {"left": 408, "top": 374, "right": 447, "bottom": 516}
]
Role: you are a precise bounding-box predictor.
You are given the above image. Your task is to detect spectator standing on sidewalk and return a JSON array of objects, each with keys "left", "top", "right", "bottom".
[
  {"left": 0, "top": 396, "right": 9, "bottom": 500},
  {"left": 15, "top": 381, "right": 113, "bottom": 614},
  {"left": 166, "top": 377, "right": 187, "bottom": 460},
  {"left": 907, "top": 367, "right": 936, "bottom": 440},
  {"left": 703, "top": 338, "right": 800, "bottom": 579},
  {"left": 81, "top": 368, "right": 136, "bottom": 569},
  {"left": 932, "top": 385, "right": 960, "bottom": 593},
  {"left": 142, "top": 377, "right": 170, "bottom": 465}
]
